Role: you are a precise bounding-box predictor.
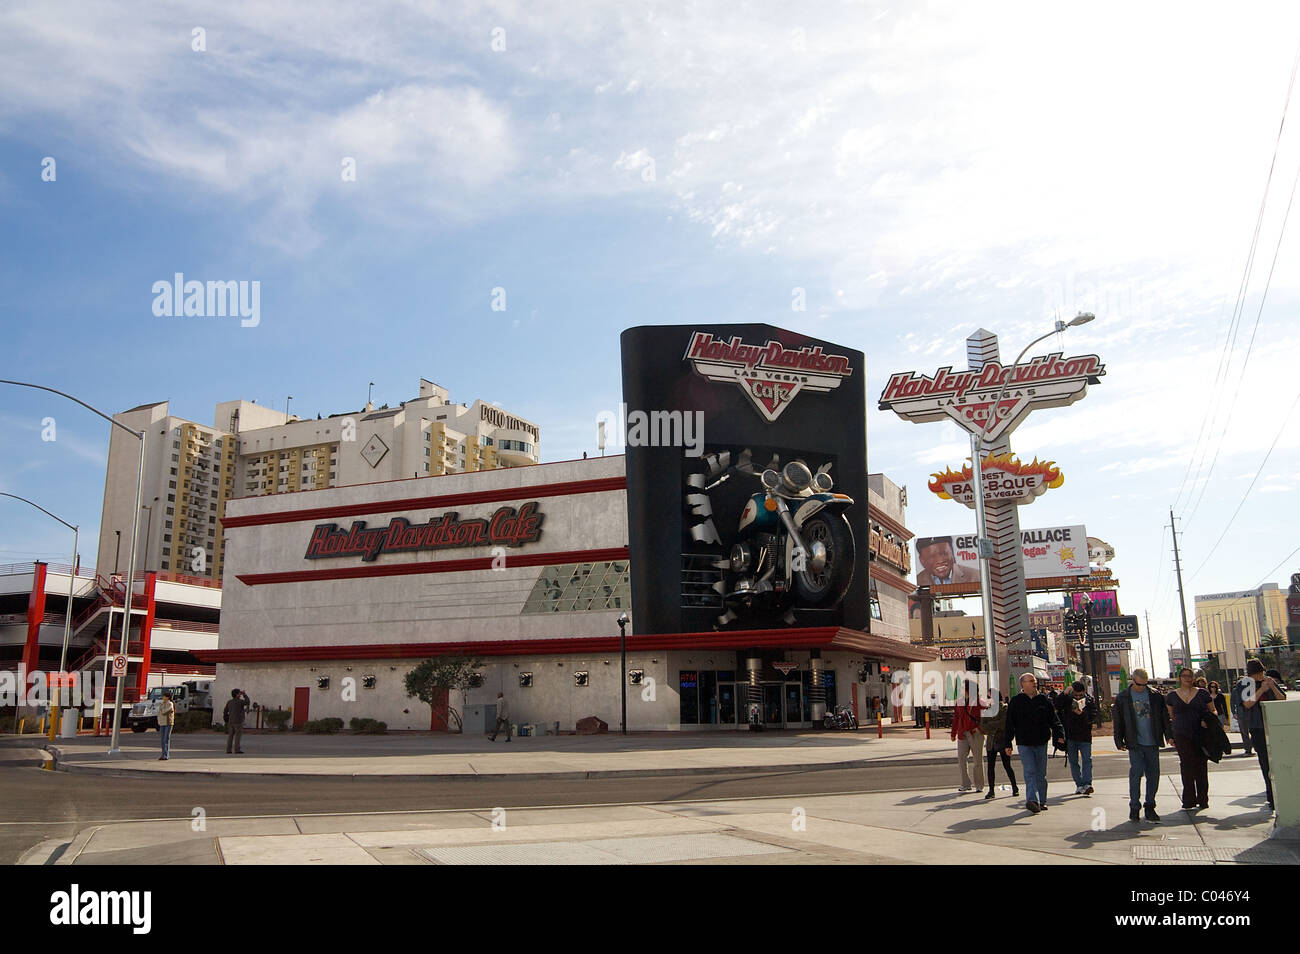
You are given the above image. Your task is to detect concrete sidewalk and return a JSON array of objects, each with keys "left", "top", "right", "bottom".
[
  {"left": 24, "top": 759, "right": 1296, "bottom": 866},
  {"left": 28, "top": 728, "right": 1137, "bottom": 780}
]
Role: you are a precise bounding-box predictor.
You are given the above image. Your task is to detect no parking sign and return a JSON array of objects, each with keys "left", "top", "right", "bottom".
[{"left": 111, "top": 654, "right": 127, "bottom": 677}]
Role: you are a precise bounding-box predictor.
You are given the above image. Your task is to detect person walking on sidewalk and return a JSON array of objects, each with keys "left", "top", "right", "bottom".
[
  {"left": 489, "top": 691, "right": 512, "bottom": 742},
  {"left": 156, "top": 689, "right": 175, "bottom": 761},
  {"left": 983, "top": 693, "right": 1018, "bottom": 800},
  {"left": 1003, "top": 673, "right": 1065, "bottom": 814},
  {"left": 1239, "top": 660, "right": 1288, "bottom": 812},
  {"left": 1113, "top": 668, "right": 1170, "bottom": 822},
  {"left": 1166, "top": 668, "right": 1212, "bottom": 813},
  {"left": 1057, "top": 680, "right": 1097, "bottom": 795},
  {"left": 1207, "top": 682, "right": 1228, "bottom": 727},
  {"left": 223, "top": 689, "right": 250, "bottom": 754},
  {"left": 950, "top": 685, "right": 984, "bottom": 793},
  {"left": 1230, "top": 676, "right": 1254, "bottom": 757}
]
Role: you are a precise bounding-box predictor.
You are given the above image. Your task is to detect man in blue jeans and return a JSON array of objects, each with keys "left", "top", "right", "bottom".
[
  {"left": 1112, "top": 668, "right": 1172, "bottom": 823},
  {"left": 1056, "top": 680, "right": 1097, "bottom": 795},
  {"left": 1003, "top": 673, "right": 1066, "bottom": 813}
]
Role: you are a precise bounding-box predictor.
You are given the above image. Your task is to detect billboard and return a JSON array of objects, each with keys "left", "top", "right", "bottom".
[
  {"left": 913, "top": 525, "right": 1089, "bottom": 585},
  {"left": 1071, "top": 590, "right": 1120, "bottom": 618},
  {"left": 622, "top": 324, "right": 868, "bottom": 635}
]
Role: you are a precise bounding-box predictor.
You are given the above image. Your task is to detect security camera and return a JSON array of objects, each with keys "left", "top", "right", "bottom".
[{"left": 617, "top": 613, "right": 630, "bottom": 626}]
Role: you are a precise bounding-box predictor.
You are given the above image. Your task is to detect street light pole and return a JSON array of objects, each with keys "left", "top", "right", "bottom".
[
  {"left": 617, "top": 613, "right": 630, "bottom": 735},
  {"left": 0, "top": 380, "right": 145, "bottom": 756},
  {"left": 971, "top": 313, "right": 1094, "bottom": 704}
]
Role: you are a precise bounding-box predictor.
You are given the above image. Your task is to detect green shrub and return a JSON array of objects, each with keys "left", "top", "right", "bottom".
[
  {"left": 305, "top": 717, "right": 345, "bottom": 734},
  {"left": 366, "top": 720, "right": 387, "bottom": 734},
  {"left": 349, "top": 717, "right": 388, "bottom": 734},
  {"left": 174, "top": 710, "right": 215, "bottom": 733},
  {"left": 264, "top": 709, "right": 291, "bottom": 731}
]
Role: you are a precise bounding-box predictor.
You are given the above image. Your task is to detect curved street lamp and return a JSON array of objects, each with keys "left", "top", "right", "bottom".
[
  {"left": 969, "top": 313, "right": 1095, "bottom": 706},
  {"left": 1, "top": 379, "right": 145, "bottom": 754}
]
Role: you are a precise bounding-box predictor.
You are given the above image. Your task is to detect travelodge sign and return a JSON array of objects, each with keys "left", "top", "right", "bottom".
[{"left": 879, "top": 352, "right": 1106, "bottom": 442}]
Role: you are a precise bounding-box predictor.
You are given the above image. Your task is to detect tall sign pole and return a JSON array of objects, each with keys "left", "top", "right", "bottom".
[
  {"left": 1169, "top": 508, "right": 1193, "bottom": 671},
  {"left": 879, "top": 317, "right": 1102, "bottom": 704}
]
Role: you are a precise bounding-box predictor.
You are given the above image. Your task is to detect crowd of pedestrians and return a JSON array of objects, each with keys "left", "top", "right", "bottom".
[{"left": 946, "top": 665, "right": 1285, "bottom": 821}]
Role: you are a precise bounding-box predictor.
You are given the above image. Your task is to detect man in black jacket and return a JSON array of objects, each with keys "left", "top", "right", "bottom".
[
  {"left": 1113, "top": 668, "right": 1171, "bottom": 823},
  {"left": 1003, "top": 673, "right": 1065, "bottom": 813},
  {"left": 1056, "top": 681, "right": 1097, "bottom": 796}
]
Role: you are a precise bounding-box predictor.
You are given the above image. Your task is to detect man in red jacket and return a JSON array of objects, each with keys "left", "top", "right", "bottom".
[{"left": 951, "top": 680, "right": 985, "bottom": 792}]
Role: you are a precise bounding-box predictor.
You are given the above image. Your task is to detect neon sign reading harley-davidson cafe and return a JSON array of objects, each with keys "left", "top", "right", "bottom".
[
  {"left": 304, "top": 502, "right": 544, "bottom": 562},
  {"left": 685, "top": 331, "right": 854, "bottom": 422},
  {"left": 879, "top": 352, "right": 1105, "bottom": 442}
]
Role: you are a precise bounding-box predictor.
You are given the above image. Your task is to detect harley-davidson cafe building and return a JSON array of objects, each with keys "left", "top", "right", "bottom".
[{"left": 200, "top": 324, "right": 935, "bottom": 731}]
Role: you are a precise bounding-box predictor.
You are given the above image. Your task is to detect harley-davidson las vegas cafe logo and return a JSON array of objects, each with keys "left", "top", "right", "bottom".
[{"left": 684, "top": 332, "right": 854, "bottom": 422}]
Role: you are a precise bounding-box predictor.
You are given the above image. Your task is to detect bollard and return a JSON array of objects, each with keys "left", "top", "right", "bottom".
[
  {"left": 877, "top": 711, "right": 883, "bottom": 738},
  {"left": 924, "top": 710, "right": 930, "bottom": 740}
]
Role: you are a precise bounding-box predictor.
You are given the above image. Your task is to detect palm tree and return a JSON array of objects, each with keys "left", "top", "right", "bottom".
[{"left": 1260, "top": 631, "right": 1287, "bottom": 664}]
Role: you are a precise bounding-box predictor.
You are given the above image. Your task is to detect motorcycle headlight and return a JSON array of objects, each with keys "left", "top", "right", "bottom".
[
  {"left": 781, "top": 461, "right": 813, "bottom": 493},
  {"left": 813, "top": 472, "right": 833, "bottom": 492},
  {"left": 761, "top": 469, "right": 781, "bottom": 491}
]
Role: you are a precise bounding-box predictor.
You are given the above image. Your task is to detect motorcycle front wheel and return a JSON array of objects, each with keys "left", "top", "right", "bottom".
[{"left": 794, "top": 512, "right": 855, "bottom": 606}]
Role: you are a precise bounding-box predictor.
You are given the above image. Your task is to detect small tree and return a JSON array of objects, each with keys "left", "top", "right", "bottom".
[{"left": 404, "top": 656, "right": 485, "bottom": 733}]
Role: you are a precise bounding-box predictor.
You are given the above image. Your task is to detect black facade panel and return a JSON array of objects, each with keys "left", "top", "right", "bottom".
[{"left": 621, "top": 323, "right": 868, "bottom": 635}]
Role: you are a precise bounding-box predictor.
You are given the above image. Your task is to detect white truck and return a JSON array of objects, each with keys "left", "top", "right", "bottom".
[{"left": 127, "top": 680, "right": 215, "bottom": 731}]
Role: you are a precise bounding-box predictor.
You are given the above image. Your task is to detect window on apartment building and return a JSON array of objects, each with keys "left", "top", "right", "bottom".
[
  {"left": 161, "top": 547, "right": 170, "bottom": 556},
  {"left": 171, "top": 454, "right": 179, "bottom": 463},
  {"left": 168, "top": 480, "right": 176, "bottom": 489},
  {"left": 209, "top": 516, "right": 216, "bottom": 524},
  {"left": 172, "top": 441, "right": 180, "bottom": 449},
  {"left": 329, "top": 472, "right": 336, "bottom": 479},
  {"left": 163, "top": 534, "right": 171, "bottom": 542},
  {"left": 170, "top": 467, "right": 177, "bottom": 475},
  {"left": 161, "top": 561, "right": 169, "bottom": 570},
  {"left": 167, "top": 494, "right": 175, "bottom": 502}
]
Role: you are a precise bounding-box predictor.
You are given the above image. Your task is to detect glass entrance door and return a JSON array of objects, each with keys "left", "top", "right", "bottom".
[
  {"left": 784, "top": 682, "right": 803, "bottom": 726},
  {"left": 762, "top": 684, "right": 783, "bottom": 725}
]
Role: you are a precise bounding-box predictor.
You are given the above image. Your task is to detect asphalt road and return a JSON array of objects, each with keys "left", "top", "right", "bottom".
[{"left": 2, "top": 745, "right": 1230, "bottom": 865}]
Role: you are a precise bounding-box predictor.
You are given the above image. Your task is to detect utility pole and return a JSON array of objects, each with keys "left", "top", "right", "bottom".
[
  {"left": 1169, "top": 508, "right": 1193, "bottom": 672},
  {"left": 1143, "top": 610, "right": 1156, "bottom": 676}
]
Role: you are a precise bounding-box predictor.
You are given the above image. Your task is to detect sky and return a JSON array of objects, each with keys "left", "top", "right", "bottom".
[{"left": 2, "top": 1, "right": 1299, "bottom": 675}]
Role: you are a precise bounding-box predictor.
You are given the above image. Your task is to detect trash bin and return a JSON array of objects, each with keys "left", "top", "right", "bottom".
[
  {"left": 1263, "top": 699, "right": 1300, "bottom": 840},
  {"left": 60, "top": 710, "right": 81, "bottom": 738}
]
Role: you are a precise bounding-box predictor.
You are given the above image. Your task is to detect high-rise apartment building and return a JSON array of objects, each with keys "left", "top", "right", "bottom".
[{"left": 97, "top": 378, "right": 540, "bottom": 583}]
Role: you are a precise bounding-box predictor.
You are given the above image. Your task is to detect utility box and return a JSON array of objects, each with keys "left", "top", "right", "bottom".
[
  {"left": 462, "top": 703, "right": 495, "bottom": 735},
  {"left": 1263, "top": 700, "right": 1300, "bottom": 841},
  {"left": 60, "top": 710, "right": 81, "bottom": 738}
]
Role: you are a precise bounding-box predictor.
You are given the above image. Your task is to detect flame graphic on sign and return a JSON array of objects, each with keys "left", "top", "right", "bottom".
[{"left": 928, "top": 454, "right": 1064, "bottom": 503}]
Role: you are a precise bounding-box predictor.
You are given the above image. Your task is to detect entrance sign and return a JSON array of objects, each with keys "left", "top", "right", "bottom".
[
  {"left": 1092, "top": 639, "right": 1135, "bottom": 652},
  {"left": 879, "top": 352, "right": 1106, "bottom": 442},
  {"left": 928, "top": 454, "right": 1063, "bottom": 508}
]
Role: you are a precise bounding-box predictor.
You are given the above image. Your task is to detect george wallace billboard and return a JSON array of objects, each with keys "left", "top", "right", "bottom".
[{"left": 621, "top": 324, "right": 868, "bottom": 635}]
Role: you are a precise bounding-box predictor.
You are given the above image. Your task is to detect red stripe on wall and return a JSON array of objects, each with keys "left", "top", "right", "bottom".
[
  {"left": 196, "top": 627, "right": 845, "bottom": 662},
  {"left": 235, "top": 546, "right": 631, "bottom": 586},
  {"left": 221, "top": 476, "right": 627, "bottom": 529}
]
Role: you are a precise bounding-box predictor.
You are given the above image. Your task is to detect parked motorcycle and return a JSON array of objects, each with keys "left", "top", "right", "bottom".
[
  {"left": 822, "top": 705, "right": 858, "bottom": 730},
  {"left": 705, "top": 450, "right": 856, "bottom": 618}
]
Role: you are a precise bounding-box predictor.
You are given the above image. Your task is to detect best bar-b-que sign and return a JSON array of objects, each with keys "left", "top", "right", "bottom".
[
  {"left": 928, "top": 453, "right": 1064, "bottom": 509},
  {"left": 304, "top": 502, "right": 544, "bottom": 562}
]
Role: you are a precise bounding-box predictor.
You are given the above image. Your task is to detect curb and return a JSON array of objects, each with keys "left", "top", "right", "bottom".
[{"left": 44, "top": 750, "right": 962, "bottom": 781}]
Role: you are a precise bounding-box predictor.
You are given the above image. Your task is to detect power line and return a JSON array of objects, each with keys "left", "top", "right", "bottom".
[
  {"left": 1183, "top": 150, "right": 1300, "bottom": 527},
  {"left": 1174, "top": 42, "right": 1300, "bottom": 518},
  {"left": 1188, "top": 385, "right": 1300, "bottom": 580}
]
